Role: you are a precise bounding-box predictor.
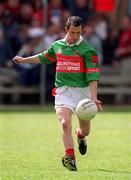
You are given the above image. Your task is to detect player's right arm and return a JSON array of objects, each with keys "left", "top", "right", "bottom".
[
  {"left": 13, "top": 54, "right": 40, "bottom": 64},
  {"left": 13, "top": 43, "right": 56, "bottom": 64}
]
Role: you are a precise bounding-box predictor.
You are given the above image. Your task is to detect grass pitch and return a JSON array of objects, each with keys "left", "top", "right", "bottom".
[{"left": 0, "top": 107, "right": 131, "bottom": 180}]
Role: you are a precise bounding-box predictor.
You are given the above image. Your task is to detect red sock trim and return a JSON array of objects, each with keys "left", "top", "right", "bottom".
[
  {"left": 65, "top": 149, "right": 75, "bottom": 160},
  {"left": 76, "top": 128, "right": 85, "bottom": 139}
]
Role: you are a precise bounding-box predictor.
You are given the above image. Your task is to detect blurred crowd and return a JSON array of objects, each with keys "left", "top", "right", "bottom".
[{"left": 0, "top": 0, "right": 131, "bottom": 87}]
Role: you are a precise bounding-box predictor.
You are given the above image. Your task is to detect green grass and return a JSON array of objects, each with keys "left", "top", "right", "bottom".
[{"left": 0, "top": 107, "right": 131, "bottom": 180}]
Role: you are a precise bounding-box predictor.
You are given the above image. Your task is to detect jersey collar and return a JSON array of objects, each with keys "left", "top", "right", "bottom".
[{"left": 63, "top": 35, "right": 83, "bottom": 46}]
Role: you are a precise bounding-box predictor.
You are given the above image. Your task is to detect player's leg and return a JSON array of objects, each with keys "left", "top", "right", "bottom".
[
  {"left": 75, "top": 86, "right": 91, "bottom": 155},
  {"left": 78, "top": 118, "right": 91, "bottom": 137},
  {"left": 56, "top": 107, "right": 77, "bottom": 171},
  {"left": 56, "top": 107, "right": 74, "bottom": 150},
  {"left": 76, "top": 118, "right": 91, "bottom": 155}
]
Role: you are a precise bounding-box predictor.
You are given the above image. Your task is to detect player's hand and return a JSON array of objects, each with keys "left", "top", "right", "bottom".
[
  {"left": 12, "top": 55, "right": 24, "bottom": 64},
  {"left": 93, "top": 99, "right": 103, "bottom": 112}
]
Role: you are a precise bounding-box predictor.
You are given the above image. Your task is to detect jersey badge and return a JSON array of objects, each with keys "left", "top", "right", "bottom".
[
  {"left": 73, "top": 50, "right": 80, "bottom": 56},
  {"left": 57, "top": 48, "right": 63, "bottom": 54},
  {"left": 92, "top": 55, "right": 98, "bottom": 64}
]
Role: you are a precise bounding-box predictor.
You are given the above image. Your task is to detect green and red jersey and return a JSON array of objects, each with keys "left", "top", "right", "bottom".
[{"left": 39, "top": 37, "right": 100, "bottom": 87}]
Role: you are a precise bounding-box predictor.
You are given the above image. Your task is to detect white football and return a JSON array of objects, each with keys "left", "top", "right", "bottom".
[{"left": 76, "top": 98, "right": 97, "bottom": 121}]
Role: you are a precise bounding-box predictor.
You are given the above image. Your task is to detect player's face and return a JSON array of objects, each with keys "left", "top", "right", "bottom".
[{"left": 65, "top": 25, "right": 82, "bottom": 44}]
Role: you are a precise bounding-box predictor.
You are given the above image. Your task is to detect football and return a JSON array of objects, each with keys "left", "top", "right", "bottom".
[{"left": 76, "top": 98, "right": 97, "bottom": 121}]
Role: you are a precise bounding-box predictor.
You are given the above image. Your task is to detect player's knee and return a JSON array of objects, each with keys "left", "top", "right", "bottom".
[{"left": 61, "top": 119, "right": 71, "bottom": 132}]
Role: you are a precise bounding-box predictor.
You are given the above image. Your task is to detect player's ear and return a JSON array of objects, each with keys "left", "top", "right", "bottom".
[{"left": 65, "top": 26, "right": 68, "bottom": 33}]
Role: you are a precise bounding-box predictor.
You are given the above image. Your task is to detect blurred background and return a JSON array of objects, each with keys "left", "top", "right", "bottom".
[{"left": 0, "top": 0, "right": 131, "bottom": 106}]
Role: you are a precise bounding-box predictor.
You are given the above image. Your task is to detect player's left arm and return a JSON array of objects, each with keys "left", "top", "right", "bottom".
[
  {"left": 84, "top": 49, "right": 102, "bottom": 111},
  {"left": 89, "top": 80, "right": 102, "bottom": 111}
]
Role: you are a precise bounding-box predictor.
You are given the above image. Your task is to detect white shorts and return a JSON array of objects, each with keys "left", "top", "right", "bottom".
[{"left": 54, "top": 86, "right": 91, "bottom": 112}]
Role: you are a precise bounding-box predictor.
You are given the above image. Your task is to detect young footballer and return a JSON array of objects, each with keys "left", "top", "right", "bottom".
[{"left": 13, "top": 16, "right": 102, "bottom": 171}]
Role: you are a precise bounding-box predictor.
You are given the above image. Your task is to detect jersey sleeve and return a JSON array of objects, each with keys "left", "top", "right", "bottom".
[
  {"left": 38, "top": 44, "right": 56, "bottom": 64},
  {"left": 84, "top": 49, "right": 100, "bottom": 83}
]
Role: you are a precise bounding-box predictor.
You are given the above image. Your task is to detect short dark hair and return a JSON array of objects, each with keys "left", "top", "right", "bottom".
[{"left": 66, "top": 16, "right": 83, "bottom": 29}]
